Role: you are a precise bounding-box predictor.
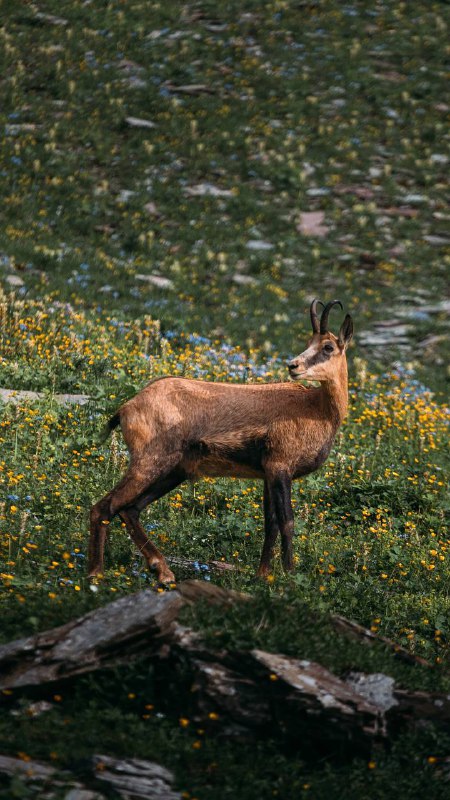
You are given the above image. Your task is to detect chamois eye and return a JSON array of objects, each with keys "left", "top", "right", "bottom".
[{"left": 323, "top": 343, "right": 334, "bottom": 354}]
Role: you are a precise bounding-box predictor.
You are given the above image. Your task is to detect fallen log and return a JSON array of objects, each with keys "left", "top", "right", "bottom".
[
  {"left": 181, "top": 644, "right": 385, "bottom": 749},
  {"left": 0, "top": 589, "right": 183, "bottom": 689},
  {"left": 330, "top": 614, "right": 432, "bottom": 668},
  {"left": 167, "top": 555, "right": 238, "bottom": 573},
  {"left": 0, "top": 754, "right": 102, "bottom": 799},
  {"left": 92, "top": 754, "right": 180, "bottom": 799},
  {"left": 1, "top": 581, "right": 449, "bottom": 755},
  {"left": 167, "top": 633, "right": 450, "bottom": 751},
  {"left": 0, "top": 581, "right": 239, "bottom": 691},
  {"left": 0, "top": 753, "right": 181, "bottom": 799}
]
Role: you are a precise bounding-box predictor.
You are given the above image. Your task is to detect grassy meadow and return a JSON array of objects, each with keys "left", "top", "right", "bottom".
[{"left": 0, "top": 1, "right": 449, "bottom": 797}]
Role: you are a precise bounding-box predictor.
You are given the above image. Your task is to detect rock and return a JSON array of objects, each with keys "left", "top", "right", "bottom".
[
  {"left": 345, "top": 672, "right": 398, "bottom": 713},
  {"left": 245, "top": 239, "right": 274, "bottom": 251},
  {"left": 0, "top": 388, "right": 91, "bottom": 405},
  {"left": 91, "top": 755, "right": 180, "bottom": 799},
  {"left": 423, "top": 235, "right": 450, "bottom": 246},
  {"left": 5, "top": 124, "right": 38, "bottom": 134},
  {"left": 119, "top": 60, "right": 145, "bottom": 73},
  {"left": 249, "top": 179, "right": 274, "bottom": 192},
  {"left": 117, "top": 190, "right": 135, "bottom": 203},
  {"left": 10, "top": 700, "right": 53, "bottom": 718},
  {"left": 430, "top": 154, "right": 448, "bottom": 165},
  {"left": 0, "top": 755, "right": 104, "bottom": 799},
  {"left": 144, "top": 202, "right": 161, "bottom": 216},
  {"left": 358, "top": 325, "right": 413, "bottom": 347},
  {"left": 34, "top": 11, "right": 68, "bottom": 25},
  {"left": 5, "top": 274, "right": 24, "bottom": 287},
  {"left": 297, "top": 211, "right": 329, "bottom": 237},
  {"left": 126, "top": 116, "right": 157, "bottom": 129},
  {"left": 420, "top": 333, "right": 447, "bottom": 347},
  {"left": 375, "top": 70, "right": 406, "bottom": 83},
  {"left": 135, "top": 274, "right": 174, "bottom": 290},
  {"left": 305, "top": 188, "right": 330, "bottom": 197},
  {"left": 184, "top": 183, "right": 233, "bottom": 198},
  {"left": 0, "top": 755, "right": 56, "bottom": 781},
  {"left": 388, "top": 244, "right": 406, "bottom": 257},
  {"left": 232, "top": 274, "right": 259, "bottom": 286},
  {"left": 420, "top": 300, "right": 450, "bottom": 314},
  {"left": 126, "top": 76, "right": 147, "bottom": 89},
  {"left": 334, "top": 186, "right": 375, "bottom": 200},
  {"left": 402, "top": 193, "right": 428, "bottom": 204},
  {"left": 379, "top": 207, "right": 418, "bottom": 218},
  {"left": 164, "top": 83, "right": 215, "bottom": 95}
]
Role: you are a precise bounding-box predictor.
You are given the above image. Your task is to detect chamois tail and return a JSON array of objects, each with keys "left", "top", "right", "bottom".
[{"left": 98, "top": 411, "right": 121, "bottom": 444}]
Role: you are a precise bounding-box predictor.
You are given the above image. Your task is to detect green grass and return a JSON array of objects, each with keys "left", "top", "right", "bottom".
[
  {"left": 0, "top": 1, "right": 449, "bottom": 797},
  {"left": 1, "top": 0, "right": 449, "bottom": 388}
]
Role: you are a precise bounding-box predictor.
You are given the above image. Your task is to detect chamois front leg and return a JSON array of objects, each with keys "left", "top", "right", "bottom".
[
  {"left": 256, "top": 480, "right": 280, "bottom": 577},
  {"left": 89, "top": 495, "right": 112, "bottom": 576},
  {"left": 266, "top": 469, "right": 295, "bottom": 573}
]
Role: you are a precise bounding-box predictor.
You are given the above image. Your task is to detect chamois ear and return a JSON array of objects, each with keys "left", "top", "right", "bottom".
[{"left": 338, "top": 314, "right": 353, "bottom": 349}]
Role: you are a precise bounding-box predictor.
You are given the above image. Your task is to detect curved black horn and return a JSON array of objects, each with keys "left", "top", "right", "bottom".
[
  {"left": 320, "top": 300, "right": 343, "bottom": 334},
  {"left": 310, "top": 298, "right": 323, "bottom": 334}
]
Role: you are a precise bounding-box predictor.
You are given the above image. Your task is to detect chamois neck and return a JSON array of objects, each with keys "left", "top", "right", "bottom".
[{"left": 319, "top": 365, "right": 348, "bottom": 426}]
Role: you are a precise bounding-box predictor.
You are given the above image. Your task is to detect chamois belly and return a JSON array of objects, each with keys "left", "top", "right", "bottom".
[
  {"left": 181, "top": 431, "right": 334, "bottom": 480},
  {"left": 182, "top": 437, "right": 266, "bottom": 480},
  {"left": 194, "top": 456, "right": 264, "bottom": 479},
  {"left": 292, "top": 440, "right": 334, "bottom": 479}
]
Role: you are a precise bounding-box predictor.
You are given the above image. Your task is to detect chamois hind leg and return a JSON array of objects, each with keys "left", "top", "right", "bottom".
[
  {"left": 118, "top": 468, "right": 186, "bottom": 584},
  {"left": 88, "top": 494, "right": 112, "bottom": 577},
  {"left": 256, "top": 480, "right": 280, "bottom": 577},
  {"left": 88, "top": 456, "right": 182, "bottom": 578},
  {"left": 118, "top": 508, "right": 175, "bottom": 584},
  {"left": 88, "top": 468, "right": 150, "bottom": 577}
]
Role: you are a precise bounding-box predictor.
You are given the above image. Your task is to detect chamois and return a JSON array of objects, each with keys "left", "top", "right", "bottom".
[{"left": 89, "top": 299, "right": 353, "bottom": 582}]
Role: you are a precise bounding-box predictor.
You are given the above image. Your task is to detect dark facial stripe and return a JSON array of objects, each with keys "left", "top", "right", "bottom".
[{"left": 304, "top": 349, "right": 332, "bottom": 369}]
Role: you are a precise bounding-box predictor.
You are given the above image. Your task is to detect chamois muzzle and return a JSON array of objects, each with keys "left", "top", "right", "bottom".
[{"left": 287, "top": 358, "right": 303, "bottom": 377}]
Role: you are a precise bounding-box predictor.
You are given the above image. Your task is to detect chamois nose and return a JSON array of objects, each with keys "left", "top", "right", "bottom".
[{"left": 288, "top": 359, "right": 299, "bottom": 372}]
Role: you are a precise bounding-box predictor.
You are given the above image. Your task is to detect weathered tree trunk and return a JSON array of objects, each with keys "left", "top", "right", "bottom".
[
  {"left": 0, "top": 753, "right": 181, "bottom": 799},
  {"left": 0, "top": 581, "right": 448, "bottom": 755},
  {"left": 166, "top": 628, "right": 447, "bottom": 753},
  {"left": 91, "top": 755, "right": 180, "bottom": 799},
  {"left": 330, "top": 614, "right": 431, "bottom": 668},
  {"left": 0, "top": 589, "right": 183, "bottom": 689}
]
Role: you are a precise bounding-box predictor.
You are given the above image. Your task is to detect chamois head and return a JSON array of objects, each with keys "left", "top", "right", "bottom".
[{"left": 288, "top": 299, "right": 353, "bottom": 382}]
